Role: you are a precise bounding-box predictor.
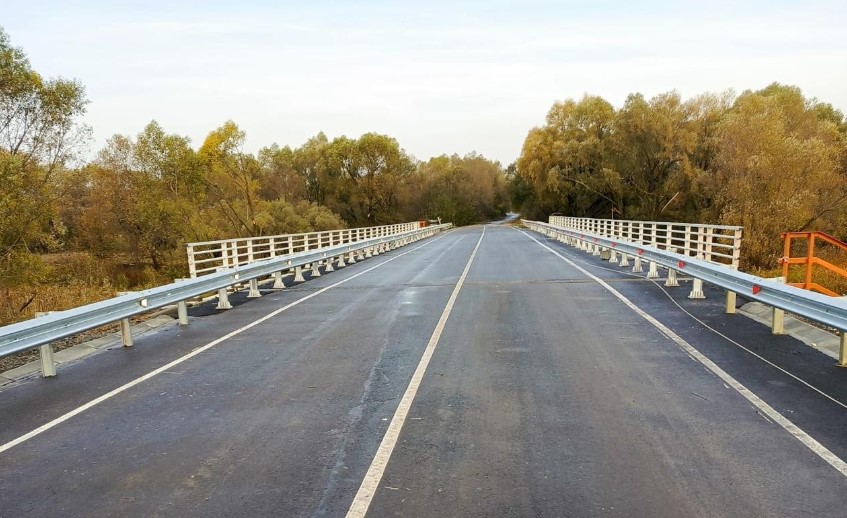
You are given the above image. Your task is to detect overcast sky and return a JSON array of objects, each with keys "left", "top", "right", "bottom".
[{"left": 4, "top": 0, "right": 846, "bottom": 165}]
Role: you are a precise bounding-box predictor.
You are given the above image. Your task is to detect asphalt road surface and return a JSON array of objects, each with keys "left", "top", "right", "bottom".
[{"left": 3, "top": 224, "right": 847, "bottom": 517}]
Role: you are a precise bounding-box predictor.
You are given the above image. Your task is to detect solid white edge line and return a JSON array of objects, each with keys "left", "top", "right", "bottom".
[
  {"left": 0, "top": 230, "right": 455, "bottom": 456},
  {"left": 346, "top": 227, "right": 486, "bottom": 518},
  {"left": 515, "top": 227, "right": 847, "bottom": 478}
]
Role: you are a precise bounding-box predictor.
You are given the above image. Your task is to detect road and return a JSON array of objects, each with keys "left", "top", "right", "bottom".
[{"left": 2, "top": 223, "right": 847, "bottom": 517}]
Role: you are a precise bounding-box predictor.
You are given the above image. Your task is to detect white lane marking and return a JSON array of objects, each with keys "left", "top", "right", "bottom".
[
  {"left": 516, "top": 228, "right": 847, "bottom": 477},
  {"left": 0, "top": 231, "right": 456, "bottom": 456},
  {"left": 346, "top": 227, "right": 486, "bottom": 517}
]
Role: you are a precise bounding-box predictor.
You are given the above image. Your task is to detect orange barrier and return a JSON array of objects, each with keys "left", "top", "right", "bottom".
[{"left": 780, "top": 231, "right": 847, "bottom": 297}]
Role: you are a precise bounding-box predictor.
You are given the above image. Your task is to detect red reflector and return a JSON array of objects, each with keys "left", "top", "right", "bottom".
[
  {"left": 678, "top": 261, "right": 685, "bottom": 268},
  {"left": 752, "top": 285, "right": 762, "bottom": 294}
]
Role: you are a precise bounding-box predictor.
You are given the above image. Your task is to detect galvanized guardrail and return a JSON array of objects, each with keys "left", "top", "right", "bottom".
[
  {"left": 524, "top": 219, "right": 847, "bottom": 365},
  {"left": 0, "top": 224, "right": 452, "bottom": 375},
  {"left": 550, "top": 216, "right": 743, "bottom": 269},
  {"left": 186, "top": 222, "right": 423, "bottom": 278}
]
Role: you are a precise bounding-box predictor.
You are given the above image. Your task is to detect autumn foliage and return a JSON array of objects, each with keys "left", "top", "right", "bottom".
[{"left": 512, "top": 87, "right": 847, "bottom": 269}]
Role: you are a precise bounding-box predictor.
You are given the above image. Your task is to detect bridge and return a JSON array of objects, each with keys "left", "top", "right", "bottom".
[{"left": 2, "top": 220, "right": 847, "bottom": 516}]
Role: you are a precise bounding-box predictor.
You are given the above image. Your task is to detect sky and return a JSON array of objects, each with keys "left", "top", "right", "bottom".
[{"left": 4, "top": 0, "right": 847, "bottom": 165}]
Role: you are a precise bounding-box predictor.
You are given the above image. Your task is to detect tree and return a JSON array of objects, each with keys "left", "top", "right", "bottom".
[
  {"left": 608, "top": 91, "right": 697, "bottom": 220},
  {"left": 0, "top": 27, "right": 90, "bottom": 281},
  {"left": 711, "top": 84, "right": 847, "bottom": 267}
]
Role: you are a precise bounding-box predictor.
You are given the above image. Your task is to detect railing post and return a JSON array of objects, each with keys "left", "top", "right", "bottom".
[
  {"left": 839, "top": 331, "right": 847, "bottom": 367},
  {"left": 186, "top": 244, "right": 197, "bottom": 278}
]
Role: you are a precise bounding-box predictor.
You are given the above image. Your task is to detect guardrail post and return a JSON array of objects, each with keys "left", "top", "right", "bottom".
[
  {"left": 214, "top": 270, "right": 233, "bottom": 310},
  {"left": 769, "top": 277, "right": 786, "bottom": 334},
  {"left": 248, "top": 278, "right": 262, "bottom": 298},
  {"left": 839, "top": 332, "right": 847, "bottom": 367},
  {"left": 619, "top": 252, "right": 630, "bottom": 267},
  {"left": 348, "top": 250, "right": 357, "bottom": 264},
  {"left": 609, "top": 247, "right": 618, "bottom": 264},
  {"left": 647, "top": 260, "right": 659, "bottom": 279},
  {"left": 664, "top": 249, "right": 679, "bottom": 287},
  {"left": 273, "top": 271, "right": 285, "bottom": 288},
  {"left": 725, "top": 290, "right": 737, "bottom": 314},
  {"left": 35, "top": 312, "right": 57, "bottom": 377},
  {"left": 689, "top": 250, "right": 706, "bottom": 299},
  {"left": 337, "top": 253, "right": 346, "bottom": 268},
  {"left": 632, "top": 255, "right": 643, "bottom": 273},
  {"left": 294, "top": 266, "right": 305, "bottom": 283},
  {"left": 120, "top": 318, "right": 133, "bottom": 347},
  {"left": 311, "top": 260, "right": 322, "bottom": 277},
  {"left": 177, "top": 300, "right": 189, "bottom": 325},
  {"left": 325, "top": 256, "right": 335, "bottom": 272}
]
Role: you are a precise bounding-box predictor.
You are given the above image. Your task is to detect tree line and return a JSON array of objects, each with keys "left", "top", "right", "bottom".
[
  {"left": 510, "top": 86, "right": 847, "bottom": 269},
  {"left": 0, "top": 28, "right": 508, "bottom": 288}
]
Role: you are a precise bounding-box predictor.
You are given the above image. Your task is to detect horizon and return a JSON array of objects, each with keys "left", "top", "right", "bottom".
[{"left": 5, "top": 0, "right": 846, "bottom": 165}]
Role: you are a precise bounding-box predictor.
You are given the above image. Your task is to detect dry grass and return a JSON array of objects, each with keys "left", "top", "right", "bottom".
[{"left": 1, "top": 252, "right": 186, "bottom": 330}]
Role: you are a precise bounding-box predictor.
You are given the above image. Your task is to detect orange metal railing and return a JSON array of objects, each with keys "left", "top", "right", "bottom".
[{"left": 780, "top": 231, "right": 847, "bottom": 297}]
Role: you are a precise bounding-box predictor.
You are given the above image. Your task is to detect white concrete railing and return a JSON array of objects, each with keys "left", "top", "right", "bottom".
[
  {"left": 549, "top": 216, "right": 742, "bottom": 269},
  {"left": 186, "top": 222, "right": 423, "bottom": 278}
]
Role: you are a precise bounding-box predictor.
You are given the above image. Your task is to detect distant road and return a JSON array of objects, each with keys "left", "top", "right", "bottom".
[{"left": 2, "top": 225, "right": 847, "bottom": 517}]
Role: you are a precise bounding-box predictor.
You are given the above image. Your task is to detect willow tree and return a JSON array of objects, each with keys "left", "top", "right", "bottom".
[
  {"left": 0, "top": 27, "right": 89, "bottom": 281},
  {"left": 711, "top": 84, "right": 847, "bottom": 268}
]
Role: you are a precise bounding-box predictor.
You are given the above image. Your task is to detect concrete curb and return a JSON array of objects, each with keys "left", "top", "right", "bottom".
[{"left": 739, "top": 301, "right": 841, "bottom": 360}]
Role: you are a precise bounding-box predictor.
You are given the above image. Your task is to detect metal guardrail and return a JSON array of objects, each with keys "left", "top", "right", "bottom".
[
  {"left": 186, "top": 222, "right": 423, "bottom": 278},
  {"left": 0, "top": 224, "right": 452, "bottom": 365},
  {"left": 550, "top": 216, "right": 742, "bottom": 268},
  {"left": 524, "top": 219, "right": 847, "bottom": 364}
]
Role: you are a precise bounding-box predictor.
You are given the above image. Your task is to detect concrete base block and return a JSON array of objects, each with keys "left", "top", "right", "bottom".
[
  {"left": 688, "top": 278, "right": 705, "bottom": 299},
  {"left": 311, "top": 263, "right": 322, "bottom": 277},
  {"left": 664, "top": 269, "right": 679, "bottom": 287},
  {"left": 294, "top": 266, "right": 305, "bottom": 283},
  {"left": 619, "top": 254, "right": 630, "bottom": 267},
  {"left": 632, "top": 257, "right": 643, "bottom": 273},
  {"left": 247, "top": 278, "right": 262, "bottom": 298},
  {"left": 646, "top": 261, "right": 659, "bottom": 279},
  {"left": 273, "top": 271, "right": 285, "bottom": 289},
  {"left": 216, "top": 288, "right": 232, "bottom": 310}
]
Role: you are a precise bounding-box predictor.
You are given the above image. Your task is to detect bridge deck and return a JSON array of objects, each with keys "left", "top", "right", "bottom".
[{"left": 2, "top": 224, "right": 847, "bottom": 516}]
